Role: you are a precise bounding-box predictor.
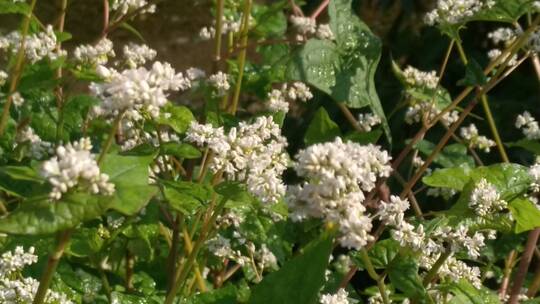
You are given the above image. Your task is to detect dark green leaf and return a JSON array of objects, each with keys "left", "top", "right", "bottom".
[
  {"left": 156, "top": 104, "right": 195, "bottom": 134},
  {"left": 508, "top": 198, "right": 540, "bottom": 233},
  {"left": 161, "top": 142, "right": 202, "bottom": 159},
  {"left": 447, "top": 279, "right": 501, "bottom": 304},
  {"left": 162, "top": 180, "right": 212, "bottom": 215},
  {"left": 458, "top": 59, "right": 487, "bottom": 87},
  {"left": 304, "top": 107, "right": 341, "bottom": 145},
  {"left": 388, "top": 254, "right": 426, "bottom": 299},
  {"left": 506, "top": 139, "right": 540, "bottom": 155},
  {"left": 248, "top": 232, "right": 334, "bottom": 304},
  {"left": 0, "top": 166, "right": 43, "bottom": 182},
  {"left": 423, "top": 166, "right": 472, "bottom": 191}
]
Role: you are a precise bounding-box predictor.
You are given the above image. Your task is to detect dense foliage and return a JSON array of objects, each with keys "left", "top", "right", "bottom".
[{"left": 2, "top": 0, "right": 540, "bottom": 303}]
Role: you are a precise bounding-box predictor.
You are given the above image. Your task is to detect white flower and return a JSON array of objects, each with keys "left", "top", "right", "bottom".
[
  {"left": 0, "top": 70, "right": 7, "bottom": 86},
  {"left": 208, "top": 71, "right": 230, "bottom": 95},
  {"left": 0, "top": 25, "right": 63, "bottom": 63},
  {"left": 123, "top": 43, "right": 157, "bottom": 68},
  {"left": 488, "top": 27, "right": 516, "bottom": 45},
  {"left": 73, "top": 38, "right": 115, "bottom": 66},
  {"left": 379, "top": 195, "right": 410, "bottom": 226},
  {"left": 287, "top": 82, "right": 313, "bottom": 101},
  {"left": 320, "top": 289, "right": 350, "bottom": 304},
  {"left": 15, "top": 126, "right": 54, "bottom": 159},
  {"left": 287, "top": 138, "right": 391, "bottom": 250},
  {"left": 358, "top": 113, "right": 381, "bottom": 132},
  {"left": 530, "top": 160, "right": 540, "bottom": 192},
  {"left": 90, "top": 61, "right": 189, "bottom": 118},
  {"left": 516, "top": 111, "right": 540, "bottom": 140},
  {"left": 368, "top": 290, "right": 392, "bottom": 304},
  {"left": 469, "top": 178, "right": 507, "bottom": 216},
  {"left": 403, "top": 66, "right": 439, "bottom": 89},
  {"left": 40, "top": 138, "right": 115, "bottom": 200},
  {"left": 186, "top": 116, "right": 289, "bottom": 204},
  {"left": 290, "top": 16, "right": 316, "bottom": 36},
  {"left": 425, "top": 0, "right": 495, "bottom": 25},
  {"left": 185, "top": 67, "right": 206, "bottom": 80},
  {"left": 111, "top": 0, "right": 156, "bottom": 16},
  {"left": 266, "top": 82, "right": 313, "bottom": 114},
  {"left": 199, "top": 26, "right": 215, "bottom": 40},
  {"left": 460, "top": 124, "right": 496, "bottom": 152},
  {"left": 316, "top": 24, "right": 335, "bottom": 40},
  {"left": 11, "top": 92, "right": 24, "bottom": 107},
  {"left": 267, "top": 89, "right": 289, "bottom": 113}
]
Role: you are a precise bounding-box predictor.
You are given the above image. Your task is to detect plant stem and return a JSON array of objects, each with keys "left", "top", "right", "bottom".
[
  {"left": 212, "top": 0, "right": 224, "bottom": 72},
  {"left": 360, "top": 249, "right": 389, "bottom": 304},
  {"left": 455, "top": 39, "right": 509, "bottom": 163},
  {"left": 33, "top": 230, "right": 72, "bottom": 304},
  {"left": 181, "top": 226, "right": 207, "bottom": 292},
  {"left": 98, "top": 267, "right": 112, "bottom": 302},
  {"left": 423, "top": 249, "right": 451, "bottom": 285},
  {"left": 310, "top": 0, "right": 329, "bottom": 19},
  {"left": 125, "top": 250, "right": 134, "bottom": 291},
  {"left": 228, "top": 0, "right": 252, "bottom": 114},
  {"left": 0, "top": 0, "right": 38, "bottom": 137},
  {"left": 500, "top": 250, "right": 518, "bottom": 298},
  {"left": 98, "top": 111, "right": 124, "bottom": 164},
  {"left": 527, "top": 257, "right": 540, "bottom": 297},
  {"left": 54, "top": 0, "right": 68, "bottom": 142},
  {"left": 508, "top": 228, "right": 540, "bottom": 304},
  {"left": 102, "top": 0, "right": 110, "bottom": 37}
]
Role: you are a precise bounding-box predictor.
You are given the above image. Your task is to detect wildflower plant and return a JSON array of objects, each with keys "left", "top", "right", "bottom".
[{"left": 2, "top": 0, "right": 540, "bottom": 303}]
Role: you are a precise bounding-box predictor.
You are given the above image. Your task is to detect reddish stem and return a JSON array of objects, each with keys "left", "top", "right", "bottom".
[
  {"left": 310, "top": 0, "right": 330, "bottom": 19},
  {"left": 508, "top": 228, "right": 540, "bottom": 304}
]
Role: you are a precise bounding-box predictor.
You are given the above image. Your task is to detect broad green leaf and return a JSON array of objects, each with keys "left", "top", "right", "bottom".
[
  {"left": 506, "top": 139, "right": 540, "bottom": 155},
  {"left": 0, "top": 166, "right": 43, "bottom": 182},
  {"left": 353, "top": 239, "right": 400, "bottom": 269},
  {"left": 162, "top": 180, "right": 212, "bottom": 215},
  {"left": 0, "top": 193, "right": 110, "bottom": 235},
  {"left": 101, "top": 154, "right": 157, "bottom": 215},
  {"left": 344, "top": 129, "right": 382, "bottom": 145},
  {"left": 186, "top": 284, "right": 237, "bottom": 304},
  {"left": 387, "top": 254, "right": 426, "bottom": 299},
  {"left": 423, "top": 166, "right": 472, "bottom": 191},
  {"left": 0, "top": 0, "right": 30, "bottom": 14},
  {"left": 248, "top": 232, "right": 334, "bottom": 304},
  {"left": 415, "top": 140, "right": 475, "bottom": 168},
  {"left": 447, "top": 279, "right": 501, "bottom": 304},
  {"left": 252, "top": 2, "right": 287, "bottom": 38},
  {"left": 156, "top": 104, "right": 194, "bottom": 134},
  {"left": 68, "top": 227, "right": 103, "bottom": 257},
  {"left": 469, "top": 163, "right": 531, "bottom": 201},
  {"left": 62, "top": 95, "right": 99, "bottom": 137},
  {"left": 473, "top": 0, "right": 533, "bottom": 23},
  {"left": 304, "top": 107, "right": 341, "bottom": 145},
  {"left": 458, "top": 59, "right": 487, "bottom": 87},
  {"left": 508, "top": 198, "right": 540, "bottom": 233},
  {"left": 161, "top": 142, "right": 202, "bottom": 159},
  {"left": 215, "top": 181, "right": 251, "bottom": 202}
]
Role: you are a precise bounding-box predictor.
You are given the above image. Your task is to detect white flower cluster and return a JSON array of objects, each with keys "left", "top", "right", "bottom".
[
  {"left": 530, "top": 158, "right": 540, "bottom": 192},
  {"left": 16, "top": 126, "right": 54, "bottom": 159},
  {"left": 516, "top": 111, "right": 540, "bottom": 140},
  {"left": 0, "top": 25, "right": 64, "bottom": 63},
  {"left": 208, "top": 71, "right": 231, "bottom": 96},
  {"left": 403, "top": 66, "right": 439, "bottom": 89},
  {"left": 199, "top": 15, "right": 244, "bottom": 40},
  {"left": 290, "top": 16, "right": 335, "bottom": 41},
  {"left": 357, "top": 113, "right": 381, "bottom": 132},
  {"left": 123, "top": 43, "right": 157, "bottom": 68},
  {"left": 426, "top": 186, "right": 457, "bottom": 200},
  {"left": 0, "top": 70, "right": 7, "bottom": 86},
  {"left": 267, "top": 82, "right": 313, "bottom": 113},
  {"left": 11, "top": 91, "right": 24, "bottom": 107},
  {"left": 367, "top": 290, "right": 392, "bottom": 304},
  {"left": 459, "top": 124, "right": 496, "bottom": 152},
  {"left": 487, "top": 27, "right": 519, "bottom": 67},
  {"left": 73, "top": 38, "right": 115, "bottom": 66},
  {"left": 469, "top": 178, "right": 507, "bottom": 216},
  {"left": 186, "top": 116, "right": 288, "bottom": 204},
  {"left": 320, "top": 288, "right": 350, "bottom": 304},
  {"left": 111, "top": 0, "right": 156, "bottom": 16},
  {"left": 287, "top": 137, "right": 392, "bottom": 249},
  {"left": 90, "top": 61, "right": 189, "bottom": 118},
  {"left": 425, "top": 0, "right": 495, "bottom": 25},
  {"left": 40, "top": 138, "right": 115, "bottom": 200},
  {"left": 405, "top": 100, "right": 459, "bottom": 126},
  {"left": 0, "top": 247, "right": 72, "bottom": 303},
  {"left": 380, "top": 195, "right": 490, "bottom": 287}
]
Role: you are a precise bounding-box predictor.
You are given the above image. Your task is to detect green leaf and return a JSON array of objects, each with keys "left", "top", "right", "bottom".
[
  {"left": 101, "top": 154, "right": 157, "bottom": 215},
  {"left": 162, "top": 180, "right": 212, "bottom": 215},
  {"left": 304, "top": 107, "right": 341, "bottom": 145},
  {"left": 415, "top": 140, "right": 475, "bottom": 168},
  {"left": 387, "top": 254, "right": 426, "bottom": 299},
  {"left": 472, "top": 0, "right": 534, "bottom": 23},
  {"left": 0, "top": 193, "right": 110, "bottom": 235},
  {"left": 215, "top": 181, "right": 250, "bottom": 202},
  {"left": 0, "top": 0, "right": 30, "bottom": 15},
  {"left": 54, "top": 31, "right": 72, "bottom": 42},
  {"left": 344, "top": 129, "right": 382, "bottom": 145},
  {"left": 119, "top": 22, "right": 145, "bottom": 42},
  {"left": 252, "top": 2, "right": 287, "bottom": 38},
  {"left": 354, "top": 239, "right": 400, "bottom": 269},
  {"left": 447, "top": 279, "right": 501, "bottom": 304},
  {"left": 161, "top": 142, "right": 202, "bottom": 159},
  {"left": 0, "top": 166, "right": 43, "bottom": 182},
  {"left": 423, "top": 166, "right": 472, "bottom": 191},
  {"left": 287, "top": 0, "right": 390, "bottom": 142},
  {"left": 248, "top": 232, "right": 334, "bottom": 304},
  {"left": 186, "top": 284, "right": 237, "bottom": 304},
  {"left": 155, "top": 104, "right": 195, "bottom": 134},
  {"left": 508, "top": 198, "right": 540, "bottom": 233},
  {"left": 506, "top": 139, "right": 540, "bottom": 155},
  {"left": 458, "top": 59, "right": 487, "bottom": 87}
]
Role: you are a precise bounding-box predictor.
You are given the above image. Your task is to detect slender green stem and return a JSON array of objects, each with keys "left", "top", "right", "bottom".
[
  {"left": 0, "top": 0, "right": 38, "bottom": 137},
  {"left": 423, "top": 249, "right": 452, "bottom": 285},
  {"left": 228, "top": 0, "right": 252, "bottom": 114},
  {"left": 98, "top": 111, "right": 124, "bottom": 165},
  {"left": 98, "top": 268, "right": 112, "bottom": 302},
  {"left": 455, "top": 39, "right": 509, "bottom": 163},
  {"left": 360, "top": 249, "right": 389, "bottom": 304},
  {"left": 33, "top": 230, "right": 72, "bottom": 304},
  {"left": 54, "top": 0, "right": 68, "bottom": 143}
]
